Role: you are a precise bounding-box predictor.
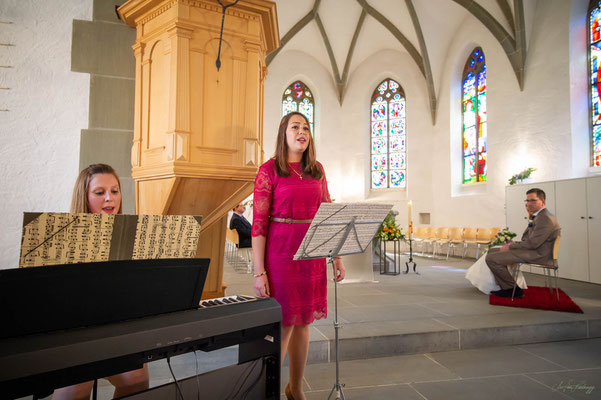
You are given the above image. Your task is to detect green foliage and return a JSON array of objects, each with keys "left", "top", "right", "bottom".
[
  {"left": 508, "top": 167, "right": 537, "bottom": 185},
  {"left": 376, "top": 212, "right": 406, "bottom": 241}
]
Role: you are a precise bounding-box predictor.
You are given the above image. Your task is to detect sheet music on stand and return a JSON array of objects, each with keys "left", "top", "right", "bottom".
[
  {"left": 293, "top": 202, "right": 392, "bottom": 261},
  {"left": 19, "top": 213, "right": 202, "bottom": 268}
]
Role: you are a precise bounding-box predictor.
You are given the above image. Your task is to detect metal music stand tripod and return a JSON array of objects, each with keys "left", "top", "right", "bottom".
[{"left": 294, "top": 202, "right": 391, "bottom": 400}]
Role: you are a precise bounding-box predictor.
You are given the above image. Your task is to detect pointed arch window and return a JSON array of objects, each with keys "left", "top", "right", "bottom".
[
  {"left": 370, "top": 79, "right": 406, "bottom": 188},
  {"left": 462, "top": 47, "right": 487, "bottom": 184},
  {"left": 282, "top": 80, "right": 314, "bottom": 134},
  {"left": 589, "top": 1, "right": 601, "bottom": 166}
]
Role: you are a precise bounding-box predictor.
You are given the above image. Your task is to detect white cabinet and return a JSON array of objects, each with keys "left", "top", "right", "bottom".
[
  {"left": 555, "top": 179, "right": 589, "bottom": 281},
  {"left": 587, "top": 176, "right": 601, "bottom": 284},
  {"left": 506, "top": 177, "right": 601, "bottom": 284}
]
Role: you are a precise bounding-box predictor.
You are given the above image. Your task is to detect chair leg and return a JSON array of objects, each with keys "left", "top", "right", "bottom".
[
  {"left": 476, "top": 244, "right": 480, "bottom": 259},
  {"left": 511, "top": 264, "right": 520, "bottom": 301}
]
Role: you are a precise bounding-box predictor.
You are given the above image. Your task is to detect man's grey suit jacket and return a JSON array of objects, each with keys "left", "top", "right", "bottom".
[{"left": 508, "top": 208, "right": 561, "bottom": 265}]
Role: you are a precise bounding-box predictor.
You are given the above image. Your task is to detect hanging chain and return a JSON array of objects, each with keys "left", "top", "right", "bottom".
[{"left": 215, "top": 0, "right": 240, "bottom": 71}]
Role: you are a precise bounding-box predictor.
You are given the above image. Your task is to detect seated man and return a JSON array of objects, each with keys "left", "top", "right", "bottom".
[
  {"left": 485, "top": 188, "right": 560, "bottom": 298},
  {"left": 230, "top": 203, "right": 252, "bottom": 249}
]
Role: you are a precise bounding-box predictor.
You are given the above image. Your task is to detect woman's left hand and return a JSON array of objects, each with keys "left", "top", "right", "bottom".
[{"left": 332, "top": 258, "right": 346, "bottom": 282}]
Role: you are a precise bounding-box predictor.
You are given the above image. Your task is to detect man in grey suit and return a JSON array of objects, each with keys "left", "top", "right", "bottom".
[{"left": 486, "top": 188, "right": 561, "bottom": 298}]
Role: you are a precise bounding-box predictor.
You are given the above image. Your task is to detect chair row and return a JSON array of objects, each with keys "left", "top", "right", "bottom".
[
  {"left": 225, "top": 228, "right": 252, "bottom": 273},
  {"left": 410, "top": 227, "right": 502, "bottom": 259}
]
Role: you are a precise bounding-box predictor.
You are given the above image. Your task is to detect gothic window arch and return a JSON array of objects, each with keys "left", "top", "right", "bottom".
[
  {"left": 370, "top": 78, "right": 406, "bottom": 188},
  {"left": 282, "top": 80, "right": 314, "bottom": 134},
  {"left": 462, "top": 47, "right": 487, "bottom": 184},
  {"left": 589, "top": 1, "right": 601, "bottom": 166}
]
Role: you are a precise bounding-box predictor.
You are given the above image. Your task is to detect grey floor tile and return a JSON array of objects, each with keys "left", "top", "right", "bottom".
[
  {"left": 518, "top": 338, "right": 601, "bottom": 369},
  {"left": 427, "top": 346, "right": 566, "bottom": 378},
  {"left": 527, "top": 368, "right": 601, "bottom": 399},
  {"left": 337, "top": 303, "right": 448, "bottom": 323},
  {"left": 301, "top": 354, "right": 459, "bottom": 390},
  {"left": 412, "top": 375, "right": 570, "bottom": 400},
  {"left": 303, "top": 383, "right": 424, "bottom": 400},
  {"left": 315, "top": 318, "right": 456, "bottom": 340}
]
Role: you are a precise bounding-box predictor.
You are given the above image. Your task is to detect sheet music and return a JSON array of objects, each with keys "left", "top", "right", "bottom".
[
  {"left": 294, "top": 202, "right": 392, "bottom": 260},
  {"left": 20, "top": 213, "right": 114, "bottom": 267},
  {"left": 132, "top": 215, "right": 201, "bottom": 259},
  {"left": 19, "top": 213, "right": 202, "bottom": 267}
]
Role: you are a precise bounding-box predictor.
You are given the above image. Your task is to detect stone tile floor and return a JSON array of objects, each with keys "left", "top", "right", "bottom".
[
  {"left": 26, "top": 254, "right": 601, "bottom": 399},
  {"left": 287, "top": 338, "right": 601, "bottom": 399}
]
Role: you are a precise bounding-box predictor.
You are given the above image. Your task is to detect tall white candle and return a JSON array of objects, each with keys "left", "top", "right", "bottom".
[{"left": 408, "top": 200, "right": 412, "bottom": 240}]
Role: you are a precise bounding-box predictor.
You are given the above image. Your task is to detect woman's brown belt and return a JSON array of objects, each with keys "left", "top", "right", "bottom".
[{"left": 270, "top": 217, "right": 313, "bottom": 224}]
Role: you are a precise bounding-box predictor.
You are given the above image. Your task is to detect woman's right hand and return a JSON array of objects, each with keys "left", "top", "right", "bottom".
[{"left": 253, "top": 274, "right": 270, "bottom": 297}]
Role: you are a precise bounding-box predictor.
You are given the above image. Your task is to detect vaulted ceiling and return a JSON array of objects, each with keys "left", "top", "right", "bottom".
[{"left": 268, "top": 0, "right": 537, "bottom": 123}]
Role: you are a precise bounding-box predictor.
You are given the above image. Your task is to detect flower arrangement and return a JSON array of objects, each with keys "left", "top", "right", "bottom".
[
  {"left": 376, "top": 212, "right": 406, "bottom": 241},
  {"left": 489, "top": 228, "right": 517, "bottom": 248},
  {"left": 508, "top": 167, "right": 537, "bottom": 185}
]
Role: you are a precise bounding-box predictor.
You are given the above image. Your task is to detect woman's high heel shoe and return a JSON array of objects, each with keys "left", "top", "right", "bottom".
[{"left": 285, "top": 383, "right": 295, "bottom": 400}]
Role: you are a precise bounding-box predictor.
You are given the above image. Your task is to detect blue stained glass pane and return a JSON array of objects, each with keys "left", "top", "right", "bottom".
[
  {"left": 593, "top": 84, "right": 601, "bottom": 125},
  {"left": 372, "top": 137, "right": 387, "bottom": 155},
  {"left": 377, "top": 81, "right": 388, "bottom": 94},
  {"left": 389, "top": 80, "right": 399, "bottom": 92},
  {"left": 463, "top": 73, "right": 476, "bottom": 98},
  {"left": 592, "top": 44, "right": 601, "bottom": 85},
  {"left": 372, "top": 155, "right": 386, "bottom": 171},
  {"left": 371, "top": 120, "right": 387, "bottom": 137},
  {"left": 389, "top": 170, "right": 405, "bottom": 188},
  {"left": 389, "top": 136, "right": 405, "bottom": 152},
  {"left": 594, "top": 124, "right": 601, "bottom": 166},
  {"left": 477, "top": 66, "right": 486, "bottom": 91},
  {"left": 371, "top": 171, "right": 387, "bottom": 188},
  {"left": 390, "top": 119, "right": 405, "bottom": 136}
]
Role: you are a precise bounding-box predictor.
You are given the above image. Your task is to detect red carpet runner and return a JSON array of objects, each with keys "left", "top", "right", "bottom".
[{"left": 489, "top": 286, "right": 583, "bottom": 313}]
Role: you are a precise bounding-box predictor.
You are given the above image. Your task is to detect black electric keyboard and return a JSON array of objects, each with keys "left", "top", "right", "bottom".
[{"left": 0, "top": 296, "right": 282, "bottom": 400}]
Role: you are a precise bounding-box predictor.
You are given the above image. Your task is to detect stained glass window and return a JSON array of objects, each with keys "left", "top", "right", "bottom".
[
  {"left": 282, "top": 80, "right": 314, "bottom": 135},
  {"left": 370, "top": 79, "right": 406, "bottom": 188},
  {"left": 462, "top": 47, "right": 487, "bottom": 184},
  {"left": 590, "top": 1, "right": 601, "bottom": 166}
]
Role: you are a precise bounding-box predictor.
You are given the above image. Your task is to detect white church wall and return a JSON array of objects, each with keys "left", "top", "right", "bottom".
[
  {"left": 570, "top": 0, "right": 596, "bottom": 177},
  {"left": 432, "top": 0, "right": 576, "bottom": 229},
  {"left": 264, "top": 48, "right": 435, "bottom": 227},
  {"left": 1, "top": 1, "right": 92, "bottom": 269}
]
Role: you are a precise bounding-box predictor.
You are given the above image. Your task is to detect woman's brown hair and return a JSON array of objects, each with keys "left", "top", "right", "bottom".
[
  {"left": 70, "top": 164, "right": 122, "bottom": 214},
  {"left": 274, "top": 112, "right": 323, "bottom": 179}
]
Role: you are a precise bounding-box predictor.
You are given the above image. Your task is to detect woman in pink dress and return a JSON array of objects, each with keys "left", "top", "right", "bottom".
[{"left": 252, "top": 112, "right": 345, "bottom": 400}]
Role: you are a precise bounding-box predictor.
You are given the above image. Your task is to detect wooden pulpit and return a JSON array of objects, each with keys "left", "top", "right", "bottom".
[{"left": 117, "top": 0, "right": 279, "bottom": 298}]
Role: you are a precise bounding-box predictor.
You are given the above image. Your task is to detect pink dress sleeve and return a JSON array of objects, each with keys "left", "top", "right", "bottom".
[{"left": 252, "top": 164, "right": 273, "bottom": 237}]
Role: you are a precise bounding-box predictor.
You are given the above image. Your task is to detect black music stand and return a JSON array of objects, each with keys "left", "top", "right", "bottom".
[{"left": 294, "top": 202, "right": 391, "bottom": 400}]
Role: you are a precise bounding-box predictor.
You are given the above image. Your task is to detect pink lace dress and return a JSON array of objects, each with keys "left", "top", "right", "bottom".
[{"left": 252, "top": 159, "right": 331, "bottom": 326}]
